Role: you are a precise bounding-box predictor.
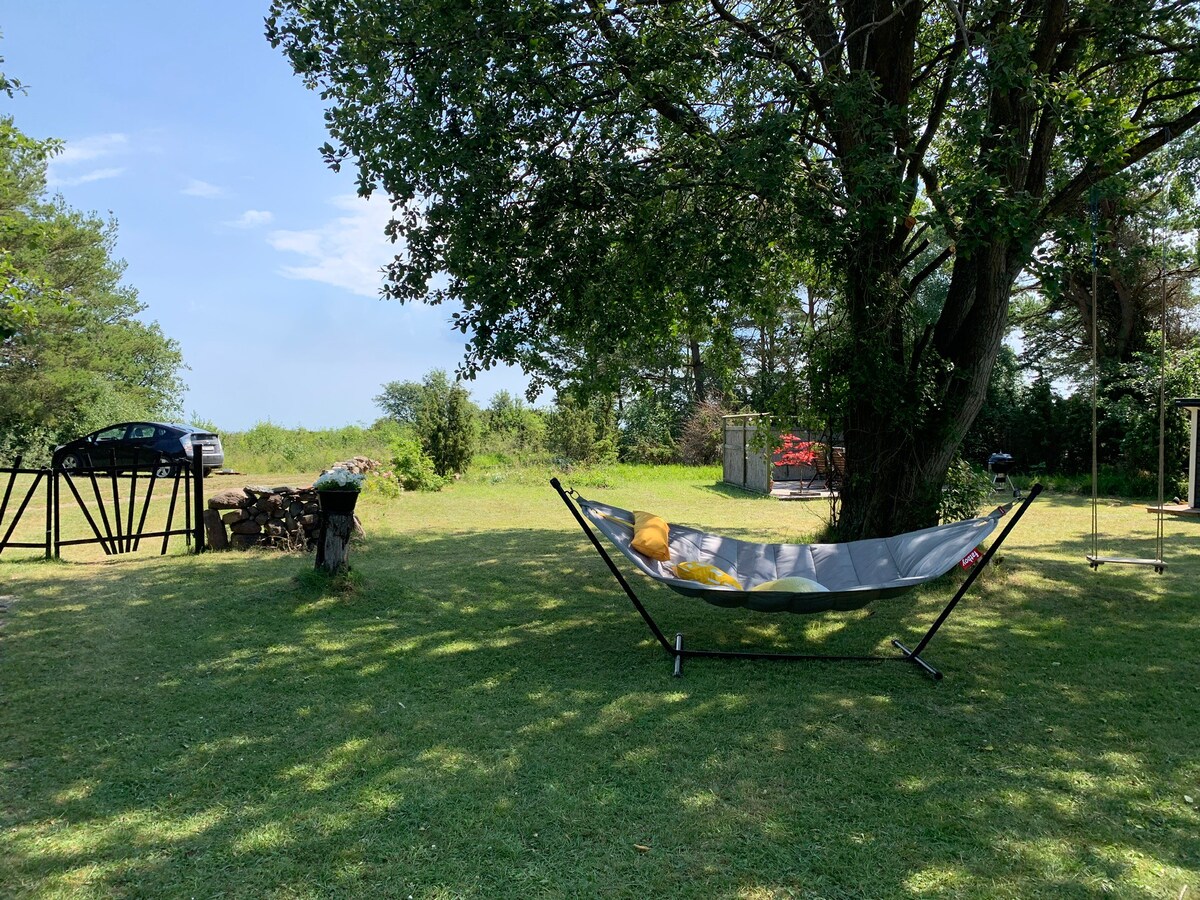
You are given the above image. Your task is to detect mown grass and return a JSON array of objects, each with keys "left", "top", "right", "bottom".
[{"left": 1, "top": 466, "right": 1198, "bottom": 898}]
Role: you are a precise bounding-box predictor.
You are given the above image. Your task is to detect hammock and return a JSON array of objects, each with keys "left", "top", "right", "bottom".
[
  {"left": 576, "top": 494, "right": 1006, "bottom": 614},
  {"left": 552, "top": 477, "right": 1043, "bottom": 679}
]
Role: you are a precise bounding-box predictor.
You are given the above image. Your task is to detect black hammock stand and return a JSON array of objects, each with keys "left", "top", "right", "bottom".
[{"left": 552, "top": 477, "right": 1043, "bottom": 679}]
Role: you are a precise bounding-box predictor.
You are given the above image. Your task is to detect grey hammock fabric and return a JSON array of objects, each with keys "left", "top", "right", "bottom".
[{"left": 577, "top": 495, "right": 1005, "bottom": 614}]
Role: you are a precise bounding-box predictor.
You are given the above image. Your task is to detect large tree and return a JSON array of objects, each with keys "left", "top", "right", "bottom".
[
  {"left": 0, "top": 115, "right": 185, "bottom": 464},
  {"left": 268, "top": 0, "right": 1200, "bottom": 536}
]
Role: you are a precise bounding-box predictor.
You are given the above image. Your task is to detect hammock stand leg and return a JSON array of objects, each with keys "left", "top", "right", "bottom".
[
  {"left": 894, "top": 483, "right": 1044, "bottom": 678},
  {"left": 551, "top": 477, "right": 676, "bottom": 655},
  {"left": 552, "top": 478, "right": 1043, "bottom": 680}
]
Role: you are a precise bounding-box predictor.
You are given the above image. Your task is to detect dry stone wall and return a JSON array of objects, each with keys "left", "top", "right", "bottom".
[
  {"left": 204, "top": 485, "right": 321, "bottom": 551},
  {"left": 203, "top": 457, "right": 381, "bottom": 551}
]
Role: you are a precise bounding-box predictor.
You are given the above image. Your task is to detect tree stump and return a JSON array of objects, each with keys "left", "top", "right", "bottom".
[{"left": 316, "top": 512, "right": 355, "bottom": 574}]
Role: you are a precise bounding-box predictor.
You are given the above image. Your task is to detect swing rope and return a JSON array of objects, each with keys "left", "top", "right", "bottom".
[
  {"left": 1087, "top": 188, "right": 1168, "bottom": 573},
  {"left": 1155, "top": 232, "right": 1168, "bottom": 562},
  {"left": 1090, "top": 192, "right": 1100, "bottom": 562}
]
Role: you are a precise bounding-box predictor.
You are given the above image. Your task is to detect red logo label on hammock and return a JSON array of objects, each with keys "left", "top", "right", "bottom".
[{"left": 959, "top": 548, "right": 982, "bottom": 569}]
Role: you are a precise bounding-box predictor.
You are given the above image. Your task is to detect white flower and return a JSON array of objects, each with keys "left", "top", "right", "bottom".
[{"left": 314, "top": 467, "right": 366, "bottom": 491}]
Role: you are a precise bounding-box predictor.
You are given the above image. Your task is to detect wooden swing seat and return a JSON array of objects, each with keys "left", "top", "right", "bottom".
[{"left": 1086, "top": 555, "right": 1166, "bottom": 573}]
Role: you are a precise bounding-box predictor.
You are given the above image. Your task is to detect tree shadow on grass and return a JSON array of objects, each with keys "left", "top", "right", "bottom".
[
  {"left": 697, "top": 480, "right": 777, "bottom": 501},
  {"left": 1, "top": 524, "right": 1198, "bottom": 898}
]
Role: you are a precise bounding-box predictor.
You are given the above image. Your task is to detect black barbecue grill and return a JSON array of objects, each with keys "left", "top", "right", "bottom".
[{"left": 987, "top": 452, "right": 1019, "bottom": 497}]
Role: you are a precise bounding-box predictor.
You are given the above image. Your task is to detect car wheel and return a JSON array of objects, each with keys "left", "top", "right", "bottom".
[
  {"left": 58, "top": 453, "right": 83, "bottom": 475},
  {"left": 154, "top": 462, "right": 176, "bottom": 479},
  {"left": 203, "top": 467, "right": 217, "bottom": 478}
]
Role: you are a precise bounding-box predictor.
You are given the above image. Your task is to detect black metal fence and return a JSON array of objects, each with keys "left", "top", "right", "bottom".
[{"left": 0, "top": 443, "right": 206, "bottom": 559}]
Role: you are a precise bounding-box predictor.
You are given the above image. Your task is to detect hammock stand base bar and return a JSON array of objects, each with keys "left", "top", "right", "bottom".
[
  {"left": 551, "top": 478, "right": 1044, "bottom": 680},
  {"left": 670, "top": 632, "right": 942, "bottom": 679}
]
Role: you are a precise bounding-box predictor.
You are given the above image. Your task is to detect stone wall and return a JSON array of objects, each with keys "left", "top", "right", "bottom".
[
  {"left": 326, "top": 455, "right": 381, "bottom": 476},
  {"left": 204, "top": 485, "right": 321, "bottom": 551},
  {"left": 203, "top": 457, "right": 381, "bottom": 551}
]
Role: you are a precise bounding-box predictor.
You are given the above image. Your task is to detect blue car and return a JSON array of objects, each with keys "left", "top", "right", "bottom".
[{"left": 52, "top": 422, "right": 225, "bottom": 478}]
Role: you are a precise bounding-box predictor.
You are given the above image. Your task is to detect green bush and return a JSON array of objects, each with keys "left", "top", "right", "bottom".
[
  {"left": 414, "top": 371, "right": 478, "bottom": 476},
  {"left": 546, "top": 396, "right": 617, "bottom": 464},
  {"left": 391, "top": 437, "right": 446, "bottom": 492},
  {"left": 481, "top": 391, "right": 546, "bottom": 453},
  {"left": 362, "top": 470, "right": 403, "bottom": 499},
  {"left": 939, "top": 456, "right": 994, "bottom": 523},
  {"left": 618, "top": 396, "right": 679, "bottom": 464}
]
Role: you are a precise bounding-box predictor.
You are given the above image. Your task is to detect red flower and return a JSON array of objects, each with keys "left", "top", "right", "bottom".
[{"left": 777, "top": 434, "right": 817, "bottom": 467}]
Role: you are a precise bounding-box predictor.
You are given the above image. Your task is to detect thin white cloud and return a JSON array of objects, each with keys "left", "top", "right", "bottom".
[
  {"left": 225, "top": 209, "right": 274, "bottom": 229},
  {"left": 51, "top": 167, "right": 126, "bottom": 187},
  {"left": 55, "top": 133, "right": 129, "bottom": 165},
  {"left": 267, "top": 196, "right": 398, "bottom": 297},
  {"left": 182, "top": 179, "right": 225, "bottom": 198},
  {"left": 46, "top": 133, "right": 130, "bottom": 186}
]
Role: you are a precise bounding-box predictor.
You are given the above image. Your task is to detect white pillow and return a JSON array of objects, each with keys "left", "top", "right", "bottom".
[{"left": 750, "top": 576, "right": 830, "bottom": 593}]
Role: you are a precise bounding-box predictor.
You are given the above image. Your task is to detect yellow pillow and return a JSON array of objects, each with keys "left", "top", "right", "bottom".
[
  {"left": 750, "top": 576, "right": 829, "bottom": 593},
  {"left": 675, "top": 561, "right": 741, "bottom": 589},
  {"left": 630, "top": 510, "right": 671, "bottom": 561}
]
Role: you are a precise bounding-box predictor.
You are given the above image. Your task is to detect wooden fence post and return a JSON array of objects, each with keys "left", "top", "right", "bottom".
[{"left": 191, "top": 438, "right": 206, "bottom": 553}]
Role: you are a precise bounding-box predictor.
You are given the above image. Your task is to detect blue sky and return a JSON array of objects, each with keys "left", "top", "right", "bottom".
[{"left": 2, "top": 3, "right": 533, "bottom": 430}]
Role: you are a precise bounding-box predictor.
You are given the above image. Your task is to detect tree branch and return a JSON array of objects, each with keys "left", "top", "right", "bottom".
[
  {"left": 905, "top": 245, "right": 954, "bottom": 294},
  {"left": 585, "top": 0, "right": 711, "bottom": 136},
  {"left": 1037, "top": 102, "right": 1200, "bottom": 230}
]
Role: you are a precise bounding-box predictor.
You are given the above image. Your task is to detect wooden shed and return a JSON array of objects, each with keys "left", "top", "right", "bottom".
[{"left": 722, "top": 414, "right": 830, "bottom": 495}]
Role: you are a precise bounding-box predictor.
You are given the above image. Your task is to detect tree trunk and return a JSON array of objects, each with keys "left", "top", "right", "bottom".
[
  {"left": 688, "top": 336, "right": 707, "bottom": 403},
  {"left": 836, "top": 238, "right": 1020, "bottom": 539},
  {"left": 316, "top": 512, "right": 354, "bottom": 574}
]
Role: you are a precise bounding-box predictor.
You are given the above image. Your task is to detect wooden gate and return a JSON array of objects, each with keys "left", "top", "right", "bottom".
[
  {"left": 0, "top": 446, "right": 205, "bottom": 559},
  {"left": 0, "top": 462, "right": 52, "bottom": 558}
]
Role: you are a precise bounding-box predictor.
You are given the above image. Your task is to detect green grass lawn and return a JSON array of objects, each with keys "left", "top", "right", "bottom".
[{"left": 2, "top": 466, "right": 1198, "bottom": 898}]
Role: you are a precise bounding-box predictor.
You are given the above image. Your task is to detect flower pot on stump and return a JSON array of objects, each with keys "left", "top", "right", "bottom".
[
  {"left": 316, "top": 490, "right": 359, "bottom": 574},
  {"left": 313, "top": 468, "right": 366, "bottom": 575},
  {"left": 318, "top": 489, "right": 359, "bottom": 515}
]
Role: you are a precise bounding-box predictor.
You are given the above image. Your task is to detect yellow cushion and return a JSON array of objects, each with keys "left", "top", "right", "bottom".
[
  {"left": 675, "top": 561, "right": 741, "bottom": 589},
  {"left": 750, "top": 576, "right": 830, "bottom": 593},
  {"left": 630, "top": 510, "right": 671, "bottom": 561}
]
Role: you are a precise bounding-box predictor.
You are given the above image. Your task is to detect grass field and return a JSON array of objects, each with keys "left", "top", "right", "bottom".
[{"left": 2, "top": 465, "right": 1198, "bottom": 898}]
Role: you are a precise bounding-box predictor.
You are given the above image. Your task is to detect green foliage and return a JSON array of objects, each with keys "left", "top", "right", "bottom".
[
  {"left": 1015, "top": 172, "right": 1200, "bottom": 381},
  {"left": 414, "top": 370, "right": 478, "bottom": 476},
  {"left": 1023, "top": 465, "right": 1185, "bottom": 500},
  {"left": 0, "top": 116, "right": 184, "bottom": 464},
  {"left": 480, "top": 390, "right": 545, "bottom": 453},
  {"left": 0, "top": 45, "right": 23, "bottom": 100},
  {"left": 1105, "top": 339, "right": 1200, "bottom": 478},
  {"left": 389, "top": 436, "right": 446, "bottom": 491},
  {"left": 618, "top": 395, "right": 679, "bottom": 464},
  {"left": 938, "top": 457, "right": 994, "bottom": 523},
  {"left": 961, "top": 346, "right": 1023, "bottom": 465},
  {"left": 374, "top": 379, "right": 425, "bottom": 425},
  {"left": 375, "top": 370, "right": 480, "bottom": 476},
  {"left": 218, "top": 420, "right": 406, "bottom": 474},
  {"left": 362, "top": 470, "right": 403, "bottom": 499},
  {"left": 545, "top": 396, "right": 617, "bottom": 465}
]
